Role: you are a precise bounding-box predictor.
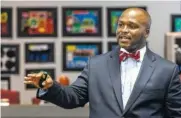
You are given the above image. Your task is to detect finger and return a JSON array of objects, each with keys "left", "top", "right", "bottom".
[
  {"left": 35, "top": 72, "right": 43, "bottom": 78},
  {"left": 27, "top": 72, "right": 43, "bottom": 79},
  {"left": 25, "top": 77, "right": 38, "bottom": 83},
  {"left": 42, "top": 78, "right": 53, "bottom": 89},
  {"left": 41, "top": 78, "right": 51, "bottom": 86},
  {"left": 46, "top": 77, "right": 52, "bottom": 84},
  {"left": 24, "top": 77, "right": 33, "bottom": 81},
  {"left": 24, "top": 81, "right": 40, "bottom": 88},
  {"left": 27, "top": 73, "right": 37, "bottom": 77},
  {"left": 41, "top": 77, "right": 52, "bottom": 87},
  {"left": 24, "top": 81, "right": 34, "bottom": 85}
]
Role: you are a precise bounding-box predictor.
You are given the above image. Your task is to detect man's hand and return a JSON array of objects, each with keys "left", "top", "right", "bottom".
[{"left": 24, "top": 72, "right": 53, "bottom": 89}]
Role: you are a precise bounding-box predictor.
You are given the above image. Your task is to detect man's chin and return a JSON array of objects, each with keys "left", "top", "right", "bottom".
[
  {"left": 119, "top": 43, "right": 130, "bottom": 49},
  {"left": 119, "top": 44, "right": 134, "bottom": 52}
]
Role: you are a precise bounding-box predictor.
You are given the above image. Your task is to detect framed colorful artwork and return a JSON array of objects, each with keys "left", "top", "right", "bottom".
[
  {"left": 62, "top": 42, "right": 102, "bottom": 71},
  {"left": 165, "top": 32, "right": 181, "bottom": 74},
  {"left": 171, "top": 14, "right": 181, "bottom": 32},
  {"left": 108, "top": 42, "right": 118, "bottom": 51},
  {"left": 25, "top": 68, "right": 55, "bottom": 89},
  {"left": 107, "top": 6, "right": 147, "bottom": 37},
  {"left": 1, "top": 44, "right": 20, "bottom": 74},
  {"left": 17, "top": 7, "right": 57, "bottom": 37},
  {"left": 25, "top": 42, "right": 54, "bottom": 63},
  {"left": 1, "top": 8, "right": 12, "bottom": 38},
  {"left": 62, "top": 7, "right": 102, "bottom": 37}
]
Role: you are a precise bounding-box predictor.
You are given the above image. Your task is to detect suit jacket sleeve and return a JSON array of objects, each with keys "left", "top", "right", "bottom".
[
  {"left": 166, "top": 65, "right": 181, "bottom": 117},
  {"left": 36, "top": 59, "right": 89, "bottom": 109}
]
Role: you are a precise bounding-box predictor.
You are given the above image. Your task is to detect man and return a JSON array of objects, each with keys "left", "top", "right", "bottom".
[{"left": 24, "top": 8, "right": 181, "bottom": 118}]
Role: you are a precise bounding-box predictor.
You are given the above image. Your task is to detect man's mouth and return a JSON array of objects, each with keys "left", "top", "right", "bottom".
[{"left": 119, "top": 36, "right": 131, "bottom": 42}]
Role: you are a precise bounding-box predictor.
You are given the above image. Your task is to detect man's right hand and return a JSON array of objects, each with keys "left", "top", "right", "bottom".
[{"left": 24, "top": 72, "right": 53, "bottom": 89}]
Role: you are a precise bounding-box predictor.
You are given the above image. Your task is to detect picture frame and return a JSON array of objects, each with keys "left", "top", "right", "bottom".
[
  {"left": 165, "top": 32, "right": 181, "bottom": 74},
  {"left": 62, "top": 7, "right": 102, "bottom": 37},
  {"left": 171, "top": 14, "right": 181, "bottom": 32},
  {"left": 1, "top": 7, "right": 12, "bottom": 38},
  {"left": 108, "top": 42, "right": 118, "bottom": 51},
  {"left": 17, "top": 7, "right": 58, "bottom": 37},
  {"left": 1, "top": 76, "right": 11, "bottom": 90},
  {"left": 62, "top": 42, "right": 102, "bottom": 71},
  {"left": 107, "top": 6, "right": 147, "bottom": 37},
  {"left": 25, "top": 42, "right": 54, "bottom": 63},
  {"left": 1, "top": 44, "right": 20, "bottom": 74},
  {"left": 25, "top": 68, "right": 55, "bottom": 89}
]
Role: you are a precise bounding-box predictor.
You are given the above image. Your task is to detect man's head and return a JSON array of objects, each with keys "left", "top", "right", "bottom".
[{"left": 116, "top": 8, "right": 151, "bottom": 52}]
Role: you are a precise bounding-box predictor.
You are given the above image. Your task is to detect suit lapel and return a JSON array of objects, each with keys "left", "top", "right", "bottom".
[
  {"left": 107, "top": 46, "right": 124, "bottom": 112},
  {"left": 122, "top": 48, "right": 157, "bottom": 115}
]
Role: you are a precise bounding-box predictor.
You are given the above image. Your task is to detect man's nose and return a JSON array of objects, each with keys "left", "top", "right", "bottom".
[{"left": 122, "top": 26, "right": 129, "bottom": 33}]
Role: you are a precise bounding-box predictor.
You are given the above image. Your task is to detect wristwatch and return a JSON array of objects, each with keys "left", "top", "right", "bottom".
[{"left": 39, "top": 71, "right": 48, "bottom": 88}]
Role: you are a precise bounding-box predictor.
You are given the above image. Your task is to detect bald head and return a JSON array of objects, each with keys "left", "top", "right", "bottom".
[
  {"left": 121, "top": 8, "right": 151, "bottom": 29},
  {"left": 116, "top": 7, "right": 152, "bottom": 52}
]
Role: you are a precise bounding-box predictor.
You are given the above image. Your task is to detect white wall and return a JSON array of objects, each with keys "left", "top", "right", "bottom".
[{"left": 1, "top": 1, "right": 181, "bottom": 104}]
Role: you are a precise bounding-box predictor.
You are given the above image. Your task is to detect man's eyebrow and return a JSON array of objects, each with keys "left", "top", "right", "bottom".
[
  {"left": 117, "top": 20, "right": 124, "bottom": 23},
  {"left": 117, "top": 20, "right": 138, "bottom": 25},
  {"left": 128, "top": 21, "right": 138, "bottom": 25}
]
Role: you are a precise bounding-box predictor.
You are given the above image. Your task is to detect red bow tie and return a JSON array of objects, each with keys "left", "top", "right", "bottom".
[{"left": 119, "top": 50, "right": 140, "bottom": 62}]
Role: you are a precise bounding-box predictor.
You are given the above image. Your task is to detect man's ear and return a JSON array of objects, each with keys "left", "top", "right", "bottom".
[{"left": 144, "top": 28, "right": 150, "bottom": 38}]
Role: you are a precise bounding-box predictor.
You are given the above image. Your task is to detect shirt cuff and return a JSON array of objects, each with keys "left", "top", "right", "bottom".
[{"left": 38, "top": 88, "right": 48, "bottom": 97}]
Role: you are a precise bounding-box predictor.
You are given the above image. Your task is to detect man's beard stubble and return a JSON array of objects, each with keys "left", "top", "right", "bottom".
[{"left": 117, "top": 36, "right": 147, "bottom": 53}]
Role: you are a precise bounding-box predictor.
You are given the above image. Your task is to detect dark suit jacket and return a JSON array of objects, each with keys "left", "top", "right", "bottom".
[{"left": 37, "top": 47, "right": 181, "bottom": 118}]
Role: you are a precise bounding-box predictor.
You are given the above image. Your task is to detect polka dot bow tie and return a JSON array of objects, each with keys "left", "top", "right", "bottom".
[{"left": 119, "top": 50, "right": 140, "bottom": 62}]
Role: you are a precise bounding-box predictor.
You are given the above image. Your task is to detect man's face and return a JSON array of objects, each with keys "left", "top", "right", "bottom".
[{"left": 116, "top": 10, "right": 149, "bottom": 52}]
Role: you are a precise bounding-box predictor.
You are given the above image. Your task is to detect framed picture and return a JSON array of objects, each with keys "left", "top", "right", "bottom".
[
  {"left": 62, "top": 42, "right": 102, "bottom": 71},
  {"left": 165, "top": 32, "right": 181, "bottom": 74},
  {"left": 25, "top": 42, "right": 54, "bottom": 63},
  {"left": 171, "top": 14, "right": 181, "bottom": 32},
  {"left": 25, "top": 68, "right": 55, "bottom": 89},
  {"left": 17, "top": 7, "right": 57, "bottom": 37},
  {"left": 1, "top": 44, "right": 20, "bottom": 74},
  {"left": 108, "top": 42, "right": 118, "bottom": 51},
  {"left": 1, "top": 8, "right": 12, "bottom": 38},
  {"left": 107, "top": 6, "right": 147, "bottom": 37},
  {"left": 1, "top": 76, "right": 11, "bottom": 90},
  {"left": 62, "top": 7, "right": 102, "bottom": 37}
]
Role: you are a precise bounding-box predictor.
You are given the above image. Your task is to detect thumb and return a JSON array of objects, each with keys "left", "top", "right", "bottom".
[
  {"left": 42, "top": 78, "right": 52, "bottom": 86},
  {"left": 42, "top": 79, "right": 53, "bottom": 89},
  {"left": 46, "top": 78, "right": 53, "bottom": 84}
]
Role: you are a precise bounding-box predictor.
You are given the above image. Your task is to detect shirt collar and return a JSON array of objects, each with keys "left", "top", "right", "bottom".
[{"left": 120, "top": 46, "right": 146, "bottom": 62}]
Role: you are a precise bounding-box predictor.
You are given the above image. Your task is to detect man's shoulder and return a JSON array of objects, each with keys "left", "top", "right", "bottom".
[
  {"left": 90, "top": 51, "right": 111, "bottom": 62},
  {"left": 90, "top": 46, "right": 120, "bottom": 62},
  {"left": 150, "top": 49, "right": 177, "bottom": 68}
]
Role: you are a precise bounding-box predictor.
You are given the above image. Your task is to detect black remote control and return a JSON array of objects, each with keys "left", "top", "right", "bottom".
[{"left": 38, "top": 71, "right": 48, "bottom": 88}]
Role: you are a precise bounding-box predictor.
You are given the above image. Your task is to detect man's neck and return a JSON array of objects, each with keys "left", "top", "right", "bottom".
[
  {"left": 121, "top": 44, "right": 146, "bottom": 53},
  {"left": 124, "top": 43, "right": 147, "bottom": 53}
]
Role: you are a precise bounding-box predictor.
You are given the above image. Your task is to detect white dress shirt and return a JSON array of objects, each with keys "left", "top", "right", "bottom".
[{"left": 120, "top": 46, "right": 146, "bottom": 109}]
